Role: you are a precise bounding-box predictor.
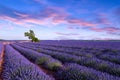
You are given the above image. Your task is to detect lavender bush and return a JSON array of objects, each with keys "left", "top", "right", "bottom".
[
  {"left": 11, "top": 44, "right": 62, "bottom": 70},
  {"left": 55, "top": 63, "right": 120, "bottom": 80},
  {"left": 16, "top": 42, "right": 120, "bottom": 77},
  {"left": 2, "top": 45, "right": 55, "bottom": 80}
]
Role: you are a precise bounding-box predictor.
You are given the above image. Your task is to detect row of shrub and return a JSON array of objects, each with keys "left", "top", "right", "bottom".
[
  {"left": 16, "top": 43, "right": 120, "bottom": 77},
  {"left": 2, "top": 45, "right": 55, "bottom": 80},
  {"left": 11, "top": 44, "right": 62, "bottom": 70},
  {"left": 56, "top": 63, "right": 120, "bottom": 80}
]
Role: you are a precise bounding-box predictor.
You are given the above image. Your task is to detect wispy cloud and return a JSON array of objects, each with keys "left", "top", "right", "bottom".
[
  {"left": 93, "top": 37, "right": 119, "bottom": 40},
  {"left": 93, "top": 13, "right": 111, "bottom": 25},
  {"left": 55, "top": 36, "right": 73, "bottom": 40},
  {"left": 66, "top": 17, "right": 97, "bottom": 27},
  {"left": 0, "top": 4, "right": 97, "bottom": 28},
  {"left": 0, "top": 5, "right": 119, "bottom": 36},
  {"left": 55, "top": 32, "right": 80, "bottom": 36},
  {"left": 89, "top": 27, "right": 120, "bottom": 33},
  {"left": 0, "top": 0, "right": 120, "bottom": 40}
]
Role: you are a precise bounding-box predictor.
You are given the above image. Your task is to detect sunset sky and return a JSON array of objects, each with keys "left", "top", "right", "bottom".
[{"left": 0, "top": 0, "right": 120, "bottom": 40}]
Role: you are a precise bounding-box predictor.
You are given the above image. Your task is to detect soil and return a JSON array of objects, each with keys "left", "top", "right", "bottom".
[{"left": 0, "top": 45, "right": 4, "bottom": 80}]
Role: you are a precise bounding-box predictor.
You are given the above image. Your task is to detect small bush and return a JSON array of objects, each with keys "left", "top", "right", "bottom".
[
  {"left": 35, "top": 57, "right": 49, "bottom": 65},
  {"left": 44, "top": 59, "right": 62, "bottom": 70}
]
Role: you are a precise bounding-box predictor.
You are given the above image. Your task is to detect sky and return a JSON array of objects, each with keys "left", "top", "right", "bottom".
[{"left": 0, "top": 0, "right": 120, "bottom": 40}]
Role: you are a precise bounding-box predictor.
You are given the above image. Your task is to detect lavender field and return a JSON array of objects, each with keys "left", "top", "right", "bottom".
[
  {"left": 1, "top": 0, "right": 120, "bottom": 79},
  {"left": 0, "top": 40, "right": 120, "bottom": 80}
]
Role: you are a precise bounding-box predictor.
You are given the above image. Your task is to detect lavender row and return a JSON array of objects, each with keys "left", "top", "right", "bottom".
[
  {"left": 36, "top": 45, "right": 120, "bottom": 65},
  {"left": 40, "top": 49, "right": 120, "bottom": 76},
  {"left": 24, "top": 45, "right": 120, "bottom": 77},
  {"left": 56, "top": 63, "right": 120, "bottom": 80},
  {"left": 16, "top": 43, "right": 93, "bottom": 58},
  {"left": 15, "top": 43, "right": 120, "bottom": 76},
  {"left": 11, "top": 44, "right": 62, "bottom": 70},
  {"left": 23, "top": 42, "right": 120, "bottom": 64},
  {"left": 17, "top": 43, "right": 120, "bottom": 67},
  {"left": 2, "top": 45, "right": 54, "bottom": 80},
  {"left": 40, "top": 43, "right": 120, "bottom": 56},
  {"left": 14, "top": 43, "right": 120, "bottom": 77},
  {"left": 37, "top": 40, "right": 120, "bottom": 50},
  {"left": 19, "top": 42, "right": 120, "bottom": 57},
  {"left": 98, "top": 54, "right": 120, "bottom": 64}
]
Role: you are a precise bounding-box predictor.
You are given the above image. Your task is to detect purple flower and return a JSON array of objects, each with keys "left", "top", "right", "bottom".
[{"left": 2, "top": 45, "right": 55, "bottom": 80}]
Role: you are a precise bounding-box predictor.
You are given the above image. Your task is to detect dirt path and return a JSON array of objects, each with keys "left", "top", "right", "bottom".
[
  {"left": 39, "top": 66, "right": 55, "bottom": 76},
  {"left": 37, "top": 64, "right": 63, "bottom": 80},
  {"left": 0, "top": 45, "right": 4, "bottom": 80},
  {"left": 32, "top": 62, "right": 58, "bottom": 80}
]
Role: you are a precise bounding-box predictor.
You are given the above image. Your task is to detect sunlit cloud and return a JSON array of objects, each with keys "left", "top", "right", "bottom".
[
  {"left": 94, "top": 13, "right": 111, "bottom": 25},
  {"left": 67, "top": 26, "right": 75, "bottom": 30},
  {"left": 55, "top": 32, "right": 80, "bottom": 36},
  {"left": 89, "top": 27, "right": 120, "bottom": 33},
  {"left": 0, "top": 0, "right": 120, "bottom": 40},
  {"left": 14, "top": 12, "right": 29, "bottom": 18},
  {"left": 66, "top": 18, "right": 97, "bottom": 27},
  {"left": 93, "top": 37, "right": 119, "bottom": 40}
]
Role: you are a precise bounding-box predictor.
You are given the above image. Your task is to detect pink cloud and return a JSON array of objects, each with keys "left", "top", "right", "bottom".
[
  {"left": 55, "top": 32, "right": 80, "bottom": 36},
  {"left": 98, "top": 18, "right": 111, "bottom": 25},
  {"left": 90, "top": 27, "right": 104, "bottom": 32},
  {"left": 90, "top": 27, "right": 120, "bottom": 33},
  {"left": 55, "top": 36, "right": 74, "bottom": 40},
  {"left": 0, "top": 6, "right": 100, "bottom": 30},
  {"left": 40, "top": 8, "right": 58, "bottom": 18},
  {"left": 0, "top": 5, "right": 98, "bottom": 29},
  {"left": 67, "top": 18, "right": 97, "bottom": 27},
  {"left": 40, "top": 7, "right": 69, "bottom": 24},
  {"left": 14, "top": 12, "right": 29, "bottom": 18},
  {"left": 95, "top": 13, "right": 111, "bottom": 25},
  {"left": 0, "top": 14, "right": 50, "bottom": 27},
  {"left": 38, "top": 7, "right": 97, "bottom": 27},
  {"left": 94, "top": 37, "right": 120, "bottom": 40},
  {"left": 23, "top": 18, "right": 44, "bottom": 24},
  {"left": 67, "top": 26, "right": 75, "bottom": 30},
  {"left": 53, "top": 16, "right": 67, "bottom": 23},
  {"left": 104, "top": 27, "right": 119, "bottom": 33},
  {"left": 53, "top": 18, "right": 65, "bottom": 23},
  {"left": 0, "top": 16, "right": 17, "bottom": 22}
]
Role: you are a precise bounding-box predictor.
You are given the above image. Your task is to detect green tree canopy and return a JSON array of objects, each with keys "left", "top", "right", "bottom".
[{"left": 24, "top": 30, "right": 39, "bottom": 42}]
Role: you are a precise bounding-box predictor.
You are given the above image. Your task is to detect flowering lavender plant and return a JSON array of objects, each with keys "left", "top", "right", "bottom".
[{"left": 2, "top": 45, "right": 55, "bottom": 80}]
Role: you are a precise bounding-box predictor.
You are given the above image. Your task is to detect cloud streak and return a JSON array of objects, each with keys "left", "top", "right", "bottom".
[
  {"left": 0, "top": 4, "right": 97, "bottom": 28},
  {"left": 67, "top": 17, "right": 97, "bottom": 27},
  {"left": 94, "top": 13, "right": 111, "bottom": 25},
  {"left": 0, "top": 0, "right": 120, "bottom": 40},
  {"left": 89, "top": 27, "right": 120, "bottom": 33},
  {"left": 55, "top": 32, "right": 80, "bottom": 36}
]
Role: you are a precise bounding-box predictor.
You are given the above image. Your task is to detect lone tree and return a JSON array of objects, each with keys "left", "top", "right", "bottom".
[{"left": 24, "top": 30, "right": 39, "bottom": 42}]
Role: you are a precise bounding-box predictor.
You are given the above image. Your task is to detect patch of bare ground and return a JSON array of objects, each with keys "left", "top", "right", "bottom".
[
  {"left": 34, "top": 64, "right": 62, "bottom": 80},
  {"left": 0, "top": 45, "right": 4, "bottom": 80},
  {"left": 39, "top": 66, "right": 55, "bottom": 76}
]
